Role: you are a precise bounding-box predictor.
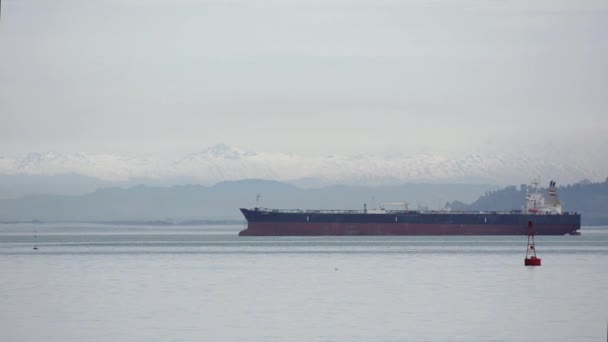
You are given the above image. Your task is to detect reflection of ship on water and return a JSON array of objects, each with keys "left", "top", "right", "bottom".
[{"left": 239, "top": 180, "right": 581, "bottom": 236}]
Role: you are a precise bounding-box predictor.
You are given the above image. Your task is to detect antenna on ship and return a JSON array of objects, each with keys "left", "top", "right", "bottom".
[
  {"left": 532, "top": 177, "right": 540, "bottom": 192},
  {"left": 33, "top": 230, "right": 38, "bottom": 250},
  {"left": 255, "top": 193, "right": 262, "bottom": 208}
]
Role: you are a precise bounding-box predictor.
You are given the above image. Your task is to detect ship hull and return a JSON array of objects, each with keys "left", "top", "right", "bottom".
[
  {"left": 239, "top": 209, "right": 581, "bottom": 236},
  {"left": 239, "top": 222, "right": 579, "bottom": 236}
]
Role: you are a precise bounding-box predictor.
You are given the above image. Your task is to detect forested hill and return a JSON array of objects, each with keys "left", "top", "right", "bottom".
[{"left": 449, "top": 179, "right": 608, "bottom": 225}]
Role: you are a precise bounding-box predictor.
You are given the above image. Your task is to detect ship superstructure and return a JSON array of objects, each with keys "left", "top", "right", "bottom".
[{"left": 524, "top": 179, "right": 562, "bottom": 214}]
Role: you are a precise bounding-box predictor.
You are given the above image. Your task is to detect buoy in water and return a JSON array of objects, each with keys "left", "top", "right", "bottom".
[
  {"left": 525, "top": 221, "right": 541, "bottom": 266},
  {"left": 525, "top": 255, "right": 541, "bottom": 266}
]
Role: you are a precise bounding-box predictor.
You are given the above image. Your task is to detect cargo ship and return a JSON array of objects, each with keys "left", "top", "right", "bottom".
[{"left": 238, "top": 180, "right": 581, "bottom": 236}]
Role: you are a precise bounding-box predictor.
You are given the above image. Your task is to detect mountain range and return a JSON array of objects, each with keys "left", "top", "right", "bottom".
[
  {"left": 0, "top": 180, "right": 498, "bottom": 222},
  {"left": 1, "top": 178, "right": 605, "bottom": 225}
]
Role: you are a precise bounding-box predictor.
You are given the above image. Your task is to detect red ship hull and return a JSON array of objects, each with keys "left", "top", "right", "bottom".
[{"left": 239, "top": 222, "right": 579, "bottom": 236}]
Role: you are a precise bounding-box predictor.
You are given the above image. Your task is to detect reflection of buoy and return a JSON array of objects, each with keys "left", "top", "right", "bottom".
[{"left": 525, "top": 221, "right": 541, "bottom": 266}]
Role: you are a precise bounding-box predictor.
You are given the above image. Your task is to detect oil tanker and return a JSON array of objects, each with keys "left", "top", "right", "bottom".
[{"left": 238, "top": 180, "right": 581, "bottom": 236}]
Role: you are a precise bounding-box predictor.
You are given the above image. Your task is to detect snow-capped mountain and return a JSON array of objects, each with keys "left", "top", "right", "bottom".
[{"left": 0, "top": 144, "right": 606, "bottom": 186}]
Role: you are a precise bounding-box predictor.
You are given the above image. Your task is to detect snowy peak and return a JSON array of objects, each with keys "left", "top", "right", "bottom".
[
  {"left": 183, "top": 144, "right": 249, "bottom": 161},
  {"left": 0, "top": 144, "right": 606, "bottom": 186}
]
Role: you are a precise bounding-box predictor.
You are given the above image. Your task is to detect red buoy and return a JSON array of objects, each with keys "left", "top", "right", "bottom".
[{"left": 525, "top": 221, "right": 541, "bottom": 266}]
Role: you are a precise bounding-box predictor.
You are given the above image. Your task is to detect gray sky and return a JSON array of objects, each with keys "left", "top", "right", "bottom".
[{"left": 1, "top": 0, "right": 607, "bottom": 157}]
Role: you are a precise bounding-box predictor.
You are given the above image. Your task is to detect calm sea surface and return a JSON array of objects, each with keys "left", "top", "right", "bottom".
[{"left": 1, "top": 223, "right": 607, "bottom": 342}]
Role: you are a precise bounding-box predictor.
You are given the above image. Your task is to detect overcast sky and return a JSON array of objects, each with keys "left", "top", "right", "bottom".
[{"left": 1, "top": 0, "right": 607, "bottom": 157}]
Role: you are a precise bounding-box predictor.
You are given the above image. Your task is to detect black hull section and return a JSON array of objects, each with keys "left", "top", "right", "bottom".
[{"left": 239, "top": 209, "right": 581, "bottom": 236}]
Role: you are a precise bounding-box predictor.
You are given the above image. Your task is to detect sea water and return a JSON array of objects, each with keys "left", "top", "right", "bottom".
[{"left": 1, "top": 223, "right": 607, "bottom": 342}]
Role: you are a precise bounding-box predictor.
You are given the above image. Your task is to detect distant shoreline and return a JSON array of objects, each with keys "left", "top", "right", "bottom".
[{"left": 1, "top": 221, "right": 607, "bottom": 229}]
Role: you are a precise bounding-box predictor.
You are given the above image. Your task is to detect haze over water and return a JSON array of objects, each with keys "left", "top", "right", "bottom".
[
  {"left": 2, "top": 1, "right": 607, "bottom": 340},
  {"left": 1, "top": 224, "right": 607, "bottom": 341}
]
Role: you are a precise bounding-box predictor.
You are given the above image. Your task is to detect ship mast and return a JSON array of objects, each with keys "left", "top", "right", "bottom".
[
  {"left": 33, "top": 230, "right": 38, "bottom": 250},
  {"left": 531, "top": 178, "right": 539, "bottom": 193},
  {"left": 255, "top": 193, "right": 262, "bottom": 208},
  {"left": 525, "top": 178, "right": 543, "bottom": 214}
]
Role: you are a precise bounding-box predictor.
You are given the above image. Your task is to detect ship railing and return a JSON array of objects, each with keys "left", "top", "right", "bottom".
[
  {"left": 251, "top": 208, "right": 578, "bottom": 215},
  {"left": 254, "top": 207, "right": 366, "bottom": 214},
  {"left": 404, "top": 210, "right": 527, "bottom": 215}
]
